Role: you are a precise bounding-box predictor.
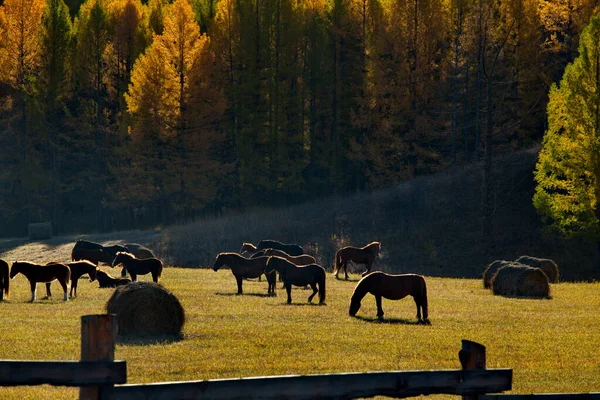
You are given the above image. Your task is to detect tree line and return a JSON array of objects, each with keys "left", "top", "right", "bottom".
[{"left": 0, "top": 0, "right": 598, "bottom": 235}]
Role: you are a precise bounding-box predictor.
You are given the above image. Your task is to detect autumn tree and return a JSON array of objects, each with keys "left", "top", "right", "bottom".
[{"left": 534, "top": 15, "right": 600, "bottom": 268}]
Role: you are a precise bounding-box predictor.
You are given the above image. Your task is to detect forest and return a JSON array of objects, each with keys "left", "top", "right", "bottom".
[{"left": 0, "top": 0, "right": 598, "bottom": 236}]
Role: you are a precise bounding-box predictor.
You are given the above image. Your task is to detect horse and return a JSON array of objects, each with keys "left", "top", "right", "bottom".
[
  {"left": 10, "top": 261, "right": 71, "bottom": 302},
  {"left": 47, "top": 260, "right": 97, "bottom": 297},
  {"left": 348, "top": 271, "right": 429, "bottom": 323},
  {"left": 121, "top": 243, "right": 155, "bottom": 277},
  {"left": 264, "top": 256, "right": 326, "bottom": 304},
  {"left": 334, "top": 241, "right": 381, "bottom": 279},
  {"left": 96, "top": 269, "right": 132, "bottom": 288},
  {"left": 240, "top": 240, "right": 304, "bottom": 257},
  {"left": 112, "top": 252, "right": 163, "bottom": 283},
  {"left": 262, "top": 249, "right": 316, "bottom": 287},
  {"left": 212, "top": 252, "right": 275, "bottom": 295},
  {"left": 0, "top": 259, "right": 9, "bottom": 301},
  {"left": 71, "top": 240, "right": 127, "bottom": 265}
]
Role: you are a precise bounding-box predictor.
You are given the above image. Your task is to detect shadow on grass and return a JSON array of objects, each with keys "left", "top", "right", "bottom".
[
  {"left": 333, "top": 277, "right": 361, "bottom": 283},
  {"left": 116, "top": 332, "right": 184, "bottom": 346},
  {"left": 215, "top": 292, "right": 275, "bottom": 298},
  {"left": 495, "top": 294, "right": 553, "bottom": 300},
  {"left": 352, "top": 315, "right": 430, "bottom": 325},
  {"left": 272, "top": 302, "right": 326, "bottom": 307}
]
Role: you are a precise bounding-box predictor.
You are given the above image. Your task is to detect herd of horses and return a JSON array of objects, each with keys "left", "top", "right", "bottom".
[{"left": 0, "top": 238, "right": 430, "bottom": 324}]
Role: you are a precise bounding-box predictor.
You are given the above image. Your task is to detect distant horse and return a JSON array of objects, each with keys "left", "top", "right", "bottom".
[
  {"left": 10, "top": 261, "right": 71, "bottom": 302},
  {"left": 71, "top": 240, "right": 127, "bottom": 265},
  {"left": 0, "top": 259, "right": 9, "bottom": 301},
  {"left": 241, "top": 240, "right": 304, "bottom": 257},
  {"left": 121, "top": 243, "right": 155, "bottom": 277},
  {"left": 96, "top": 269, "right": 131, "bottom": 288},
  {"left": 112, "top": 252, "right": 163, "bottom": 283},
  {"left": 212, "top": 253, "right": 275, "bottom": 295},
  {"left": 349, "top": 271, "right": 429, "bottom": 323},
  {"left": 47, "top": 260, "right": 97, "bottom": 297},
  {"left": 264, "top": 256, "right": 326, "bottom": 304},
  {"left": 334, "top": 241, "right": 381, "bottom": 279}
]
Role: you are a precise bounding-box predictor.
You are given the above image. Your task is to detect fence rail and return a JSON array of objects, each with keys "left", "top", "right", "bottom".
[{"left": 0, "top": 315, "right": 595, "bottom": 400}]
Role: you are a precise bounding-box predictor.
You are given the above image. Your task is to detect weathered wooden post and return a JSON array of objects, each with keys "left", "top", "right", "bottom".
[
  {"left": 459, "top": 340, "right": 487, "bottom": 400},
  {"left": 79, "top": 314, "right": 117, "bottom": 400}
]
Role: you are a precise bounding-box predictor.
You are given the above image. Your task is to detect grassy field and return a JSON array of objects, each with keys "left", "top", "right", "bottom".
[{"left": 0, "top": 266, "right": 598, "bottom": 399}]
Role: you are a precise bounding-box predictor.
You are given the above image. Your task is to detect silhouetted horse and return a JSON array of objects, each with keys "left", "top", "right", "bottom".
[
  {"left": 241, "top": 240, "right": 304, "bottom": 256},
  {"left": 349, "top": 271, "right": 429, "bottom": 323},
  {"left": 212, "top": 253, "right": 275, "bottom": 295},
  {"left": 10, "top": 261, "right": 71, "bottom": 302},
  {"left": 96, "top": 269, "right": 131, "bottom": 288},
  {"left": 112, "top": 252, "right": 163, "bottom": 283},
  {"left": 334, "top": 241, "right": 381, "bottom": 279},
  {"left": 263, "top": 249, "right": 316, "bottom": 287},
  {"left": 264, "top": 256, "right": 326, "bottom": 304},
  {"left": 71, "top": 240, "right": 127, "bottom": 265},
  {"left": 0, "top": 259, "right": 9, "bottom": 301},
  {"left": 121, "top": 243, "right": 155, "bottom": 277},
  {"left": 47, "top": 260, "right": 97, "bottom": 297}
]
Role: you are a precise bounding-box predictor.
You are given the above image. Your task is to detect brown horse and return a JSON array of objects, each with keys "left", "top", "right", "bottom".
[
  {"left": 10, "top": 261, "right": 71, "bottom": 302},
  {"left": 240, "top": 240, "right": 304, "bottom": 256},
  {"left": 0, "top": 259, "right": 9, "bottom": 301},
  {"left": 71, "top": 240, "right": 128, "bottom": 265},
  {"left": 121, "top": 243, "right": 155, "bottom": 277},
  {"left": 112, "top": 252, "right": 163, "bottom": 283},
  {"left": 212, "top": 253, "right": 275, "bottom": 295},
  {"left": 262, "top": 249, "right": 316, "bottom": 265},
  {"left": 96, "top": 269, "right": 132, "bottom": 288},
  {"left": 47, "top": 261, "right": 97, "bottom": 297},
  {"left": 349, "top": 271, "right": 429, "bottom": 323},
  {"left": 264, "top": 256, "right": 326, "bottom": 304},
  {"left": 334, "top": 241, "right": 381, "bottom": 279}
]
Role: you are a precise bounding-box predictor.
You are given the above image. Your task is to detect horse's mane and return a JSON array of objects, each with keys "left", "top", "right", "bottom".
[
  {"left": 218, "top": 252, "right": 248, "bottom": 260},
  {"left": 115, "top": 251, "right": 136, "bottom": 259},
  {"left": 69, "top": 260, "right": 96, "bottom": 267},
  {"left": 364, "top": 241, "right": 381, "bottom": 254}
]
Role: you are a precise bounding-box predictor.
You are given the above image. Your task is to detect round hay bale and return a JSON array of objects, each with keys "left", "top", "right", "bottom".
[
  {"left": 28, "top": 222, "right": 52, "bottom": 240},
  {"left": 483, "top": 260, "right": 513, "bottom": 288},
  {"left": 492, "top": 264, "right": 550, "bottom": 298},
  {"left": 106, "top": 282, "right": 185, "bottom": 339},
  {"left": 515, "top": 255, "right": 559, "bottom": 283}
]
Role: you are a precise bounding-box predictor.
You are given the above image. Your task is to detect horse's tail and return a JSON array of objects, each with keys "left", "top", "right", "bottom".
[
  {"left": 319, "top": 269, "right": 326, "bottom": 303},
  {"left": 333, "top": 249, "right": 342, "bottom": 275}
]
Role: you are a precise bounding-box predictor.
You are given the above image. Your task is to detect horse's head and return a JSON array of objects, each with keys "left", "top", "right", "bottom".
[
  {"left": 9, "top": 262, "right": 20, "bottom": 279},
  {"left": 349, "top": 298, "right": 361, "bottom": 317},
  {"left": 112, "top": 252, "right": 125, "bottom": 268},
  {"left": 212, "top": 254, "right": 226, "bottom": 271},
  {"left": 240, "top": 243, "right": 256, "bottom": 254},
  {"left": 88, "top": 267, "right": 98, "bottom": 282}
]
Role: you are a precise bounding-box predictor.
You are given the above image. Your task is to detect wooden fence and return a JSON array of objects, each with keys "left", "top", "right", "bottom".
[{"left": 0, "top": 314, "right": 596, "bottom": 400}]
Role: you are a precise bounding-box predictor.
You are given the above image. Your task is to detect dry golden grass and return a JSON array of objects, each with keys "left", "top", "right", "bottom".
[{"left": 0, "top": 267, "right": 598, "bottom": 399}]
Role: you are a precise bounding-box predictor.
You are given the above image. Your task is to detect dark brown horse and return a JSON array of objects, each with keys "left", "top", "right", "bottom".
[
  {"left": 241, "top": 240, "right": 304, "bottom": 256},
  {"left": 262, "top": 249, "right": 316, "bottom": 266},
  {"left": 71, "top": 240, "right": 127, "bottom": 265},
  {"left": 212, "top": 253, "right": 275, "bottom": 295},
  {"left": 0, "top": 259, "right": 9, "bottom": 301},
  {"left": 334, "top": 241, "right": 381, "bottom": 279},
  {"left": 47, "top": 260, "right": 97, "bottom": 297},
  {"left": 121, "top": 243, "right": 155, "bottom": 277},
  {"left": 264, "top": 256, "right": 326, "bottom": 304},
  {"left": 349, "top": 271, "right": 429, "bottom": 323},
  {"left": 112, "top": 252, "right": 163, "bottom": 283},
  {"left": 10, "top": 261, "right": 71, "bottom": 302},
  {"left": 96, "top": 269, "right": 132, "bottom": 288}
]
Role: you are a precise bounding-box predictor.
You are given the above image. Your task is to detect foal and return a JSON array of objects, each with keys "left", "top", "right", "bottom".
[{"left": 10, "top": 261, "right": 71, "bottom": 302}]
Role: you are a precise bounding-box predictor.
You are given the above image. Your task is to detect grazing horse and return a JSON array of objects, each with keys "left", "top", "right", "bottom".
[
  {"left": 96, "top": 269, "right": 131, "bottom": 288},
  {"left": 334, "top": 241, "right": 381, "bottom": 279},
  {"left": 10, "top": 261, "right": 71, "bottom": 302},
  {"left": 212, "top": 253, "right": 275, "bottom": 295},
  {"left": 349, "top": 271, "right": 429, "bottom": 323},
  {"left": 241, "top": 240, "right": 304, "bottom": 257},
  {"left": 121, "top": 244, "right": 155, "bottom": 277},
  {"left": 47, "top": 261, "right": 97, "bottom": 297},
  {"left": 264, "top": 256, "right": 326, "bottom": 304},
  {"left": 112, "top": 252, "right": 163, "bottom": 283},
  {"left": 0, "top": 259, "right": 9, "bottom": 301}
]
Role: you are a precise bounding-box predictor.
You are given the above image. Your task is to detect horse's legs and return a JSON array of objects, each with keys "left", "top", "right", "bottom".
[
  {"left": 30, "top": 281, "right": 37, "bottom": 302},
  {"left": 286, "top": 284, "right": 292, "bottom": 304},
  {"left": 70, "top": 279, "right": 78, "bottom": 298},
  {"left": 59, "top": 279, "right": 68, "bottom": 301},
  {"left": 45, "top": 282, "right": 52, "bottom": 298},
  {"left": 130, "top": 273, "right": 137, "bottom": 282},
  {"left": 121, "top": 267, "right": 128, "bottom": 278},
  {"left": 307, "top": 282, "right": 318, "bottom": 303},
  {"left": 151, "top": 272, "right": 159, "bottom": 283},
  {"left": 375, "top": 295, "right": 384, "bottom": 319},
  {"left": 413, "top": 295, "right": 422, "bottom": 321},
  {"left": 236, "top": 275, "right": 243, "bottom": 294}
]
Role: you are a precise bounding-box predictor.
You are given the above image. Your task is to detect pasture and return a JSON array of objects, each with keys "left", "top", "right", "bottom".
[{"left": 0, "top": 266, "right": 598, "bottom": 399}]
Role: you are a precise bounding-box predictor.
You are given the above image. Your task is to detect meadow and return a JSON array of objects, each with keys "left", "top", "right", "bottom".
[{"left": 0, "top": 266, "right": 598, "bottom": 399}]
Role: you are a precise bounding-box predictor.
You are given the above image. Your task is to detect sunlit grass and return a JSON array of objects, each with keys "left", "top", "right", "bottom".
[{"left": 0, "top": 268, "right": 599, "bottom": 399}]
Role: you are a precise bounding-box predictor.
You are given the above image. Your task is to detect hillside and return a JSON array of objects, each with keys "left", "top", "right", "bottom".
[{"left": 1, "top": 147, "right": 597, "bottom": 281}]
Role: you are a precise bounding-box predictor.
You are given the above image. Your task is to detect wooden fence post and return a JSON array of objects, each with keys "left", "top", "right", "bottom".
[
  {"left": 79, "top": 314, "right": 117, "bottom": 400},
  {"left": 459, "top": 340, "right": 487, "bottom": 400}
]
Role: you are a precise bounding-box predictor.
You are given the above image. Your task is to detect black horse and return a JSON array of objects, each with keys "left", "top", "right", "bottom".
[
  {"left": 241, "top": 240, "right": 304, "bottom": 257},
  {"left": 121, "top": 243, "right": 155, "bottom": 277},
  {"left": 71, "top": 240, "right": 127, "bottom": 266},
  {"left": 0, "top": 259, "right": 9, "bottom": 300}
]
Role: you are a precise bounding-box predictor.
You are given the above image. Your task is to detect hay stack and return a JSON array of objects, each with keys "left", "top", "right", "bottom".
[
  {"left": 28, "top": 222, "right": 52, "bottom": 240},
  {"left": 492, "top": 264, "right": 550, "bottom": 298},
  {"left": 483, "top": 260, "right": 514, "bottom": 288},
  {"left": 106, "top": 282, "right": 185, "bottom": 339},
  {"left": 515, "top": 255, "right": 559, "bottom": 283}
]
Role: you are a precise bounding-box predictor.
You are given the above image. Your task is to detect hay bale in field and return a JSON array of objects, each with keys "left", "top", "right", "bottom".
[
  {"left": 515, "top": 255, "right": 559, "bottom": 283},
  {"left": 491, "top": 264, "right": 550, "bottom": 298},
  {"left": 28, "top": 222, "right": 52, "bottom": 240},
  {"left": 106, "top": 281, "right": 185, "bottom": 340},
  {"left": 483, "top": 260, "right": 514, "bottom": 288}
]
